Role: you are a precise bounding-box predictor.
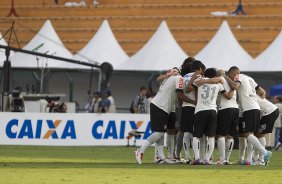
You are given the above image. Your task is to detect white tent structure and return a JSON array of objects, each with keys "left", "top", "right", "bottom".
[
  {"left": 116, "top": 21, "right": 188, "bottom": 71},
  {"left": 11, "top": 20, "right": 85, "bottom": 69},
  {"left": 74, "top": 20, "right": 129, "bottom": 68},
  {"left": 195, "top": 21, "right": 253, "bottom": 71},
  {"left": 251, "top": 30, "right": 282, "bottom": 72}
]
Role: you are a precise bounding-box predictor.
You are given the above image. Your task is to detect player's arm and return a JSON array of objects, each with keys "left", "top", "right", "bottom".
[
  {"left": 194, "top": 77, "right": 223, "bottom": 87},
  {"left": 221, "top": 89, "right": 235, "bottom": 100},
  {"left": 256, "top": 86, "right": 266, "bottom": 99},
  {"left": 157, "top": 69, "right": 179, "bottom": 83},
  {"left": 225, "top": 75, "right": 240, "bottom": 90},
  {"left": 186, "top": 72, "right": 201, "bottom": 92},
  {"left": 176, "top": 90, "right": 197, "bottom": 106}
]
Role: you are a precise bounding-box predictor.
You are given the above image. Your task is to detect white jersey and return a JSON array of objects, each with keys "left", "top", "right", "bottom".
[
  {"left": 236, "top": 74, "right": 260, "bottom": 112},
  {"left": 256, "top": 95, "right": 278, "bottom": 116},
  {"left": 194, "top": 77, "right": 226, "bottom": 114},
  {"left": 218, "top": 76, "right": 238, "bottom": 110},
  {"left": 151, "top": 75, "right": 184, "bottom": 114},
  {"left": 182, "top": 72, "right": 197, "bottom": 108}
]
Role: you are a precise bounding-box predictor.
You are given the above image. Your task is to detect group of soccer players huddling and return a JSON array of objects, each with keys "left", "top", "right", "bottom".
[{"left": 135, "top": 57, "right": 278, "bottom": 166}]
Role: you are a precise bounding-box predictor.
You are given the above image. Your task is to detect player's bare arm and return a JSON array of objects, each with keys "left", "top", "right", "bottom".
[
  {"left": 156, "top": 69, "right": 179, "bottom": 83},
  {"left": 256, "top": 86, "right": 266, "bottom": 99},
  {"left": 186, "top": 72, "right": 201, "bottom": 92},
  {"left": 194, "top": 77, "right": 223, "bottom": 87},
  {"left": 222, "top": 89, "right": 235, "bottom": 100},
  {"left": 176, "top": 90, "right": 197, "bottom": 105},
  {"left": 225, "top": 75, "right": 240, "bottom": 90}
]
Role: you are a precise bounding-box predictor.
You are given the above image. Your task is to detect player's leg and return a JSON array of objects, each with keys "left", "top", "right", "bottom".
[
  {"left": 192, "top": 111, "right": 207, "bottom": 165},
  {"left": 166, "top": 112, "right": 176, "bottom": 159},
  {"left": 181, "top": 106, "right": 195, "bottom": 163},
  {"left": 225, "top": 108, "right": 239, "bottom": 164},
  {"left": 243, "top": 110, "right": 272, "bottom": 165},
  {"left": 135, "top": 103, "right": 168, "bottom": 164},
  {"left": 204, "top": 110, "right": 217, "bottom": 164}
]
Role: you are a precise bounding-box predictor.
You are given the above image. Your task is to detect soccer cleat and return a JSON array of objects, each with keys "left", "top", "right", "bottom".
[
  {"left": 191, "top": 159, "right": 201, "bottom": 165},
  {"left": 156, "top": 159, "right": 177, "bottom": 164},
  {"left": 185, "top": 159, "right": 192, "bottom": 165},
  {"left": 135, "top": 149, "right": 143, "bottom": 165},
  {"left": 264, "top": 151, "right": 272, "bottom": 166},
  {"left": 223, "top": 161, "right": 233, "bottom": 165}
]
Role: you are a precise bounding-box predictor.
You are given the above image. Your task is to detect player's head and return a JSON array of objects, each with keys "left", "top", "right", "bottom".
[
  {"left": 180, "top": 57, "right": 194, "bottom": 76},
  {"left": 192, "top": 60, "right": 205, "bottom": 74},
  {"left": 228, "top": 66, "right": 240, "bottom": 80},
  {"left": 204, "top": 68, "right": 217, "bottom": 78},
  {"left": 217, "top": 69, "right": 225, "bottom": 76}
]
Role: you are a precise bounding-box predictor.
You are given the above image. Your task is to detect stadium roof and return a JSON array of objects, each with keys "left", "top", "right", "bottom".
[
  {"left": 10, "top": 20, "right": 85, "bottom": 69},
  {"left": 195, "top": 20, "right": 254, "bottom": 72},
  {"left": 251, "top": 30, "right": 282, "bottom": 72},
  {"left": 116, "top": 21, "right": 188, "bottom": 71},
  {"left": 74, "top": 20, "right": 129, "bottom": 68}
]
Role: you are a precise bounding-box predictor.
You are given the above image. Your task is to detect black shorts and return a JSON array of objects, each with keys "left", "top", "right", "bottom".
[
  {"left": 167, "top": 112, "right": 176, "bottom": 129},
  {"left": 258, "top": 108, "right": 279, "bottom": 134},
  {"left": 180, "top": 106, "right": 195, "bottom": 133},
  {"left": 217, "top": 108, "right": 239, "bottom": 137},
  {"left": 150, "top": 103, "right": 169, "bottom": 132},
  {"left": 194, "top": 110, "right": 217, "bottom": 138},
  {"left": 239, "top": 109, "right": 260, "bottom": 133}
]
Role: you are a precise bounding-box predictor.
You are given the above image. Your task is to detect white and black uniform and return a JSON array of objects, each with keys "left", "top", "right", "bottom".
[
  {"left": 256, "top": 95, "right": 279, "bottom": 134},
  {"left": 180, "top": 72, "right": 197, "bottom": 133},
  {"left": 150, "top": 75, "right": 184, "bottom": 132},
  {"left": 217, "top": 76, "right": 239, "bottom": 137},
  {"left": 236, "top": 74, "right": 260, "bottom": 133},
  {"left": 193, "top": 78, "right": 226, "bottom": 138}
]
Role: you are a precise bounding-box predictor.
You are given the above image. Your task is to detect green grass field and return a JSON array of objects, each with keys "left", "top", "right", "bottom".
[{"left": 0, "top": 146, "right": 281, "bottom": 184}]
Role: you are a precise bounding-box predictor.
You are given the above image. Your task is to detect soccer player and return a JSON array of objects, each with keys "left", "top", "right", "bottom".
[
  {"left": 180, "top": 60, "right": 204, "bottom": 164},
  {"left": 190, "top": 68, "right": 234, "bottom": 165},
  {"left": 135, "top": 67, "right": 195, "bottom": 165},
  {"left": 226, "top": 66, "right": 272, "bottom": 166},
  {"left": 253, "top": 95, "right": 279, "bottom": 165},
  {"left": 216, "top": 69, "right": 239, "bottom": 165}
]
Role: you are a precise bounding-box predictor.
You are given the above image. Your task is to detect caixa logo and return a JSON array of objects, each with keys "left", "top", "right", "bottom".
[
  {"left": 6, "top": 119, "right": 76, "bottom": 139},
  {"left": 92, "top": 120, "right": 151, "bottom": 139}
]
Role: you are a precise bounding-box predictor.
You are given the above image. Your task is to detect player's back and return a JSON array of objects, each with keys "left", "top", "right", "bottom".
[
  {"left": 218, "top": 76, "right": 238, "bottom": 110},
  {"left": 236, "top": 74, "right": 260, "bottom": 111},
  {"left": 151, "top": 75, "right": 183, "bottom": 114},
  {"left": 195, "top": 78, "right": 224, "bottom": 113}
]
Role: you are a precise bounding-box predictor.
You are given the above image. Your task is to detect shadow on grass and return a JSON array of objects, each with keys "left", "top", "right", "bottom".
[{"left": 0, "top": 161, "right": 281, "bottom": 170}]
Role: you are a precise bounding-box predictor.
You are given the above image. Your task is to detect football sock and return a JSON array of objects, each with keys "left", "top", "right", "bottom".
[
  {"left": 140, "top": 132, "right": 164, "bottom": 154},
  {"left": 166, "top": 133, "right": 175, "bottom": 159},
  {"left": 239, "top": 137, "right": 247, "bottom": 162},
  {"left": 259, "top": 137, "right": 266, "bottom": 162},
  {"left": 247, "top": 134, "right": 267, "bottom": 156},
  {"left": 217, "top": 137, "right": 225, "bottom": 162},
  {"left": 192, "top": 137, "right": 200, "bottom": 160},
  {"left": 225, "top": 138, "right": 234, "bottom": 162},
  {"left": 246, "top": 141, "right": 254, "bottom": 162},
  {"left": 156, "top": 134, "right": 165, "bottom": 160},
  {"left": 183, "top": 132, "right": 192, "bottom": 160},
  {"left": 206, "top": 137, "right": 215, "bottom": 161}
]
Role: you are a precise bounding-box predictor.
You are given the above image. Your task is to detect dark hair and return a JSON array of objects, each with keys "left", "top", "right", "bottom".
[
  {"left": 228, "top": 66, "right": 239, "bottom": 74},
  {"left": 140, "top": 86, "right": 147, "bottom": 91},
  {"left": 181, "top": 57, "right": 194, "bottom": 76},
  {"left": 104, "top": 89, "right": 111, "bottom": 96},
  {"left": 191, "top": 60, "right": 205, "bottom": 71},
  {"left": 204, "top": 68, "right": 217, "bottom": 78}
]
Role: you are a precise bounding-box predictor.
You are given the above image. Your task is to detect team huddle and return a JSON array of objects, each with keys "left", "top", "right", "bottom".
[{"left": 135, "top": 57, "right": 278, "bottom": 166}]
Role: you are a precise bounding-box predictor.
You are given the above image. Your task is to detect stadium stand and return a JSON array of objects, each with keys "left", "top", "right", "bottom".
[{"left": 1, "top": 0, "right": 282, "bottom": 57}]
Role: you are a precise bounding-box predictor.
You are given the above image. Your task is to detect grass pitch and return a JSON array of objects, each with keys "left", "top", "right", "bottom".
[{"left": 0, "top": 146, "right": 282, "bottom": 184}]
